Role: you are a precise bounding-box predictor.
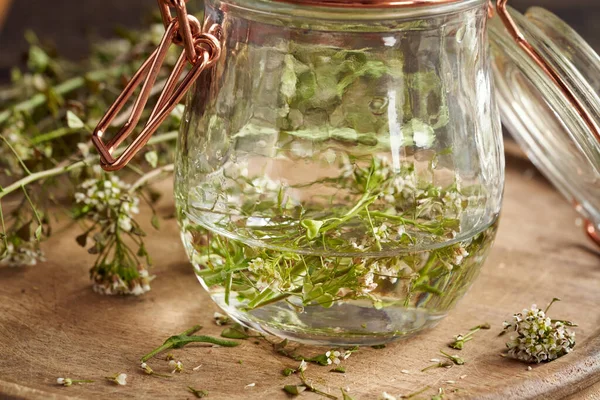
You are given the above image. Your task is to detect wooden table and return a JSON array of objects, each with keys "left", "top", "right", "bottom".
[{"left": 1, "top": 143, "right": 599, "bottom": 400}]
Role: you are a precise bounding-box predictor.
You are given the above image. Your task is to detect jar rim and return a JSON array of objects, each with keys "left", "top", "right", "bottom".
[
  {"left": 272, "top": 0, "right": 464, "bottom": 8},
  {"left": 212, "top": 0, "right": 486, "bottom": 21}
]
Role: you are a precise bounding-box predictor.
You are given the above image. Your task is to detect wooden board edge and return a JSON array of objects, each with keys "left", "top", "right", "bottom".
[{"left": 0, "top": 380, "right": 76, "bottom": 400}]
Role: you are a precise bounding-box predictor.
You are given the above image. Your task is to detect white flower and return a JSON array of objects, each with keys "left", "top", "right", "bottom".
[
  {"left": 503, "top": 304, "right": 576, "bottom": 363},
  {"left": 56, "top": 378, "right": 65, "bottom": 385},
  {"left": 357, "top": 271, "right": 377, "bottom": 295},
  {"left": 214, "top": 311, "right": 230, "bottom": 326},
  {"left": 326, "top": 350, "right": 341, "bottom": 365},
  {"left": 248, "top": 257, "right": 266, "bottom": 273},
  {"left": 373, "top": 223, "right": 390, "bottom": 242},
  {"left": 130, "top": 284, "right": 145, "bottom": 296},
  {"left": 453, "top": 247, "right": 469, "bottom": 265},
  {"left": 379, "top": 392, "right": 397, "bottom": 400},
  {"left": 350, "top": 237, "right": 367, "bottom": 251},
  {"left": 114, "top": 373, "right": 127, "bottom": 386},
  {"left": 169, "top": 360, "right": 183, "bottom": 373},
  {"left": 298, "top": 360, "right": 308, "bottom": 372},
  {"left": 74, "top": 174, "right": 139, "bottom": 233},
  {"left": 0, "top": 240, "right": 45, "bottom": 268}
]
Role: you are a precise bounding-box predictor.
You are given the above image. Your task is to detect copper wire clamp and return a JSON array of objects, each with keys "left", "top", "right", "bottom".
[{"left": 91, "top": 0, "right": 221, "bottom": 171}]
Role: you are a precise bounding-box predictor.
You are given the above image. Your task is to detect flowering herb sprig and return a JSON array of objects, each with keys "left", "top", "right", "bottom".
[
  {"left": 502, "top": 298, "right": 576, "bottom": 363},
  {"left": 449, "top": 322, "right": 491, "bottom": 350},
  {"left": 0, "top": 22, "right": 184, "bottom": 293}
]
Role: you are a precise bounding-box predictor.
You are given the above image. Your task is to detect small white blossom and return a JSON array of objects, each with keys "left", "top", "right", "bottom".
[
  {"left": 56, "top": 378, "right": 66, "bottom": 385},
  {"left": 298, "top": 360, "right": 308, "bottom": 372},
  {"left": 114, "top": 373, "right": 127, "bottom": 386},
  {"left": 0, "top": 241, "right": 45, "bottom": 267},
  {"left": 373, "top": 223, "right": 390, "bottom": 242},
  {"left": 453, "top": 246, "right": 469, "bottom": 265},
  {"left": 326, "top": 350, "right": 342, "bottom": 365},
  {"left": 214, "top": 311, "right": 230, "bottom": 326},
  {"left": 169, "top": 360, "right": 183, "bottom": 373},
  {"left": 74, "top": 174, "right": 139, "bottom": 234},
  {"left": 503, "top": 304, "right": 576, "bottom": 363},
  {"left": 248, "top": 257, "right": 266, "bottom": 273},
  {"left": 107, "top": 373, "right": 127, "bottom": 386},
  {"left": 357, "top": 270, "right": 378, "bottom": 295},
  {"left": 379, "top": 392, "right": 397, "bottom": 400},
  {"left": 91, "top": 266, "right": 152, "bottom": 296}
]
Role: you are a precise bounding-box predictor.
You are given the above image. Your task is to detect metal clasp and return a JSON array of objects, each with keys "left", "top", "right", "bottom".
[{"left": 92, "top": 0, "right": 221, "bottom": 171}]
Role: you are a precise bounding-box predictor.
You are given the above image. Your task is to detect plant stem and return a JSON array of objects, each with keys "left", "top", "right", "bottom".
[
  {"left": 31, "top": 127, "right": 80, "bottom": 145},
  {"left": 0, "top": 66, "right": 126, "bottom": 125},
  {"left": 0, "top": 130, "right": 178, "bottom": 200},
  {"left": 401, "top": 386, "right": 431, "bottom": 399},
  {"left": 0, "top": 135, "right": 31, "bottom": 175},
  {"left": 140, "top": 325, "right": 240, "bottom": 362},
  {"left": 0, "top": 200, "right": 7, "bottom": 248},
  {"left": 0, "top": 159, "right": 89, "bottom": 200},
  {"left": 299, "top": 372, "right": 338, "bottom": 400},
  {"left": 320, "top": 191, "right": 376, "bottom": 233},
  {"left": 129, "top": 163, "right": 174, "bottom": 192}
]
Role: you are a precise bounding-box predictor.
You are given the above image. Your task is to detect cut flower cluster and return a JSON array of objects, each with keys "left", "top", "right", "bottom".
[{"left": 503, "top": 304, "right": 576, "bottom": 363}]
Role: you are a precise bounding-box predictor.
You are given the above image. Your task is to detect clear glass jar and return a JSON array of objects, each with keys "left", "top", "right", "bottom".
[{"left": 175, "top": 0, "right": 504, "bottom": 345}]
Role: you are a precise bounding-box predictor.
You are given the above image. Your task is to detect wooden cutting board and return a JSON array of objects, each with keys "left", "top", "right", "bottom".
[{"left": 0, "top": 142, "right": 599, "bottom": 400}]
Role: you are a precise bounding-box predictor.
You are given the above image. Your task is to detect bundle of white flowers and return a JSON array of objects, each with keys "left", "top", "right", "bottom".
[{"left": 503, "top": 301, "right": 576, "bottom": 363}]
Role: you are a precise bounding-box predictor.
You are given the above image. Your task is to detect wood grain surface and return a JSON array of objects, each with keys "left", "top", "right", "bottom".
[{"left": 0, "top": 143, "right": 599, "bottom": 400}]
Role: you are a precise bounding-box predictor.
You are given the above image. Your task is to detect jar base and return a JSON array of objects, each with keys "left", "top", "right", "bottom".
[{"left": 211, "top": 293, "right": 446, "bottom": 347}]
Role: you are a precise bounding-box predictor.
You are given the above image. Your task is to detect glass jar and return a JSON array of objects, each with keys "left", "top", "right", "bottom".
[{"left": 175, "top": 0, "right": 503, "bottom": 345}]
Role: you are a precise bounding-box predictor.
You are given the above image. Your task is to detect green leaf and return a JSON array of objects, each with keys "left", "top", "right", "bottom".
[
  {"left": 283, "top": 385, "right": 306, "bottom": 396},
  {"left": 330, "top": 366, "right": 346, "bottom": 373},
  {"left": 151, "top": 214, "right": 161, "bottom": 230},
  {"left": 66, "top": 110, "right": 85, "bottom": 129},
  {"left": 145, "top": 151, "right": 158, "bottom": 168},
  {"left": 282, "top": 368, "right": 295, "bottom": 377},
  {"left": 27, "top": 46, "right": 50, "bottom": 72},
  {"left": 221, "top": 326, "right": 249, "bottom": 340},
  {"left": 188, "top": 387, "right": 209, "bottom": 398},
  {"left": 307, "top": 353, "right": 330, "bottom": 366},
  {"left": 34, "top": 225, "right": 42, "bottom": 241},
  {"left": 300, "top": 219, "right": 324, "bottom": 240}
]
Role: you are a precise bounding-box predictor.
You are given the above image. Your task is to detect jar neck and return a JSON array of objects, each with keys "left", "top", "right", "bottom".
[{"left": 208, "top": 0, "right": 486, "bottom": 25}]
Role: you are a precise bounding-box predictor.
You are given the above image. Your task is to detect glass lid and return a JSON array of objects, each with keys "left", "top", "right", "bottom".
[{"left": 489, "top": 3, "right": 600, "bottom": 245}]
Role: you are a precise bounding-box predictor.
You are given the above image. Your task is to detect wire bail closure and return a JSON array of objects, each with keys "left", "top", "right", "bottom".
[{"left": 92, "top": 0, "right": 221, "bottom": 171}]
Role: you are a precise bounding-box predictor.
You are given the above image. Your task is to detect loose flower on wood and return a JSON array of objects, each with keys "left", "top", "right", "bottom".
[{"left": 502, "top": 298, "right": 576, "bottom": 363}]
